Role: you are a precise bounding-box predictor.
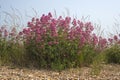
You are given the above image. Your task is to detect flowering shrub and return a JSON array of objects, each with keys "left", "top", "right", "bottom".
[{"left": 20, "top": 12, "right": 109, "bottom": 70}]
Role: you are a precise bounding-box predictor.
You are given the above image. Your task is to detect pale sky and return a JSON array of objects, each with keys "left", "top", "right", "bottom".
[{"left": 0, "top": 0, "right": 120, "bottom": 35}]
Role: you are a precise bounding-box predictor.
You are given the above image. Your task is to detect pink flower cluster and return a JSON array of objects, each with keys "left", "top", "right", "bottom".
[
  {"left": 108, "top": 34, "right": 120, "bottom": 45},
  {"left": 21, "top": 12, "right": 109, "bottom": 50},
  {"left": 0, "top": 26, "right": 8, "bottom": 37},
  {"left": 0, "top": 26, "right": 17, "bottom": 38}
]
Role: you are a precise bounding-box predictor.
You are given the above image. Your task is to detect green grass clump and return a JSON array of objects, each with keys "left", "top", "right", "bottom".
[
  {"left": 0, "top": 38, "right": 25, "bottom": 66},
  {"left": 105, "top": 44, "right": 120, "bottom": 64}
]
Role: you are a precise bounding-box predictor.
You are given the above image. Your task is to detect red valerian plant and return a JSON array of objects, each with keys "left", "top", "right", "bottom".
[{"left": 20, "top": 12, "right": 110, "bottom": 69}]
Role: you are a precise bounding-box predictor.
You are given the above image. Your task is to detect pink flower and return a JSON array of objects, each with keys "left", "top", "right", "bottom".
[
  {"left": 68, "top": 30, "right": 75, "bottom": 40},
  {"left": 48, "top": 12, "right": 52, "bottom": 17},
  {"left": 80, "top": 36, "right": 85, "bottom": 46},
  {"left": 27, "top": 22, "right": 34, "bottom": 27},
  {"left": 36, "top": 28, "right": 41, "bottom": 34},
  {"left": 75, "top": 26, "right": 82, "bottom": 35},
  {"left": 98, "top": 37, "right": 107, "bottom": 48},
  {"left": 65, "top": 17, "right": 71, "bottom": 24},
  {"left": 85, "top": 22, "right": 91, "bottom": 27},
  {"left": 4, "top": 29, "right": 8, "bottom": 37},
  {"left": 48, "top": 41, "right": 53, "bottom": 45},
  {"left": 19, "top": 32, "right": 23, "bottom": 35},
  {"left": 32, "top": 17, "right": 35, "bottom": 22},
  {"left": 114, "top": 35, "right": 118, "bottom": 41},
  {"left": 27, "top": 22, "right": 31, "bottom": 27},
  {"left": 36, "top": 36, "right": 41, "bottom": 43},
  {"left": 58, "top": 16, "right": 62, "bottom": 20},
  {"left": 36, "top": 18, "right": 39, "bottom": 22},
  {"left": 89, "top": 25, "right": 94, "bottom": 31},
  {"left": 23, "top": 28, "right": 27, "bottom": 34},
  {"left": 78, "top": 21, "right": 84, "bottom": 29},
  {"left": 52, "top": 32, "right": 58, "bottom": 37},
  {"left": 40, "top": 14, "right": 45, "bottom": 22},
  {"left": 72, "top": 19, "right": 77, "bottom": 26},
  {"left": 23, "top": 28, "right": 31, "bottom": 35},
  {"left": 49, "top": 22, "right": 58, "bottom": 37},
  {"left": 93, "top": 34, "right": 98, "bottom": 45},
  {"left": 108, "top": 38, "right": 113, "bottom": 43}
]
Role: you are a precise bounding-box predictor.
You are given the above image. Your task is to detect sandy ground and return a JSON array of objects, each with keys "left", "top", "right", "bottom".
[{"left": 0, "top": 64, "right": 120, "bottom": 80}]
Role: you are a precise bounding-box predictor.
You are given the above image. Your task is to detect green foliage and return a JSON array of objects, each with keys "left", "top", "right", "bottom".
[
  {"left": 0, "top": 38, "right": 25, "bottom": 66},
  {"left": 78, "top": 44, "right": 98, "bottom": 67},
  {"left": 105, "top": 44, "right": 120, "bottom": 64},
  {"left": 24, "top": 37, "right": 81, "bottom": 70},
  {"left": 91, "top": 52, "right": 105, "bottom": 75}
]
